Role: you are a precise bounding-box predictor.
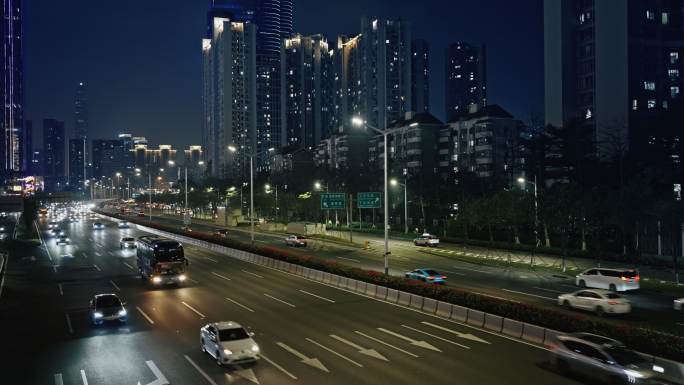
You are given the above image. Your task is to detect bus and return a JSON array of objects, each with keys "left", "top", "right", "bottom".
[{"left": 136, "top": 236, "right": 188, "bottom": 286}]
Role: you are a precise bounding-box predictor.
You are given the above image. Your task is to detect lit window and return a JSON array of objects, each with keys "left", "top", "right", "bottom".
[
  {"left": 646, "top": 10, "right": 655, "bottom": 20},
  {"left": 647, "top": 99, "right": 656, "bottom": 109},
  {"left": 669, "top": 69, "right": 680, "bottom": 78},
  {"left": 671, "top": 86, "right": 680, "bottom": 98},
  {"left": 585, "top": 108, "right": 592, "bottom": 120},
  {"left": 671, "top": 52, "right": 679, "bottom": 64},
  {"left": 662, "top": 12, "right": 669, "bottom": 24},
  {"left": 632, "top": 99, "right": 638, "bottom": 110},
  {"left": 644, "top": 81, "right": 656, "bottom": 91}
]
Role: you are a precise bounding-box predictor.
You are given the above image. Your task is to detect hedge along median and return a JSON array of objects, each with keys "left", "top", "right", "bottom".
[{"left": 99, "top": 210, "right": 684, "bottom": 362}]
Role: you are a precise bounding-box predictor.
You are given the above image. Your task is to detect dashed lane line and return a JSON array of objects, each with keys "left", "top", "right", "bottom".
[
  {"left": 225, "top": 297, "right": 255, "bottom": 313},
  {"left": 181, "top": 301, "right": 206, "bottom": 319},
  {"left": 123, "top": 262, "right": 135, "bottom": 270},
  {"left": 533, "top": 287, "right": 564, "bottom": 294},
  {"left": 93, "top": 264, "right": 101, "bottom": 272},
  {"left": 184, "top": 355, "right": 218, "bottom": 385},
  {"left": 337, "top": 256, "right": 361, "bottom": 263},
  {"left": 54, "top": 373, "right": 63, "bottom": 385},
  {"left": 58, "top": 283, "right": 63, "bottom": 296},
  {"left": 80, "top": 369, "right": 89, "bottom": 385},
  {"left": 211, "top": 272, "right": 231, "bottom": 281},
  {"left": 136, "top": 306, "right": 155, "bottom": 325},
  {"left": 259, "top": 353, "right": 297, "bottom": 380},
  {"left": 263, "top": 293, "right": 296, "bottom": 308},
  {"left": 298, "top": 290, "right": 335, "bottom": 303},
  {"left": 65, "top": 313, "right": 73, "bottom": 334},
  {"left": 354, "top": 331, "right": 418, "bottom": 358},
  {"left": 110, "top": 280, "right": 120, "bottom": 291},
  {"left": 242, "top": 269, "right": 264, "bottom": 278},
  {"left": 501, "top": 288, "right": 555, "bottom": 301}
]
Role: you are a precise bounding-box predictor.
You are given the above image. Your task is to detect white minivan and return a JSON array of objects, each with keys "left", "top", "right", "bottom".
[{"left": 575, "top": 268, "right": 640, "bottom": 292}]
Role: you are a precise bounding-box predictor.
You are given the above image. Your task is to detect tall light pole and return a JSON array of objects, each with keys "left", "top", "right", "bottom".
[
  {"left": 390, "top": 178, "right": 408, "bottom": 234},
  {"left": 352, "top": 117, "right": 415, "bottom": 275},
  {"left": 517, "top": 176, "right": 539, "bottom": 247},
  {"left": 229, "top": 145, "right": 274, "bottom": 243},
  {"left": 314, "top": 181, "right": 329, "bottom": 225}
]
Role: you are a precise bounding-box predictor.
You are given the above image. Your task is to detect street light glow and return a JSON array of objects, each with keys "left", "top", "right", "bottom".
[
  {"left": 265, "top": 184, "right": 271, "bottom": 190},
  {"left": 168, "top": 160, "right": 175, "bottom": 166},
  {"left": 517, "top": 177, "right": 526, "bottom": 184},
  {"left": 351, "top": 116, "right": 364, "bottom": 127},
  {"left": 390, "top": 178, "right": 398, "bottom": 186},
  {"left": 228, "top": 145, "right": 237, "bottom": 153},
  {"left": 409, "top": 122, "right": 419, "bottom": 127},
  {"left": 314, "top": 182, "right": 322, "bottom": 190}
]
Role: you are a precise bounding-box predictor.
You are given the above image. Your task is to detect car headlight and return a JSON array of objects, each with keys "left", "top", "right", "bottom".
[
  {"left": 178, "top": 274, "right": 187, "bottom": 281},
  {"left": 118, "top": 309, "right": 127, "bottom": 317},
  {"left": 624, "top": 369, "right": 644, "bottom": 379},
  {"left": 251, "top": 344, "right": 259, "bottom": 352},
  {"left": 653, "top": 365, "right": 665, "bottom": 374},
  {"left": 223, "top": 349, "right": 232, "bottom": 356},
  {"left": 152, "top": 276, "right": 162, "bottom": 284},
  {"left": 94, "top": 312, "right": 103, "bottom": 318}
]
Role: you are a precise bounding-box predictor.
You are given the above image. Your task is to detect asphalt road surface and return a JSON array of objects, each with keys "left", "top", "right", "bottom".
[{"left": 0, "top": 213, "right": 584, "bottom": 385}]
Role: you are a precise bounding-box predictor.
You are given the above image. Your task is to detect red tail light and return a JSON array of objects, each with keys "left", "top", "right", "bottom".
[
  {"left": 621, "top": 276, "right": 628, "bottom": 281},
  {"left": 608, "top": 300, "right": 619, "bottom": 305},
  {"left": 441, "top": 276, "right": 447, "bottom": 279},
  {"left": 427, "top": 276, "right": 435, "bottom": 280},
  {"left": 635, "top": 275, "right": 640, "bottom": 281}
]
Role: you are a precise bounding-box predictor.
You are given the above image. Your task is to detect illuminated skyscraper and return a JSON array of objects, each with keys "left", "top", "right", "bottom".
[
  {"left": 74, "top": 82, "right": 88, "bottom": 139},
  {"left": 1, "top": 0, "right": 24, "bottom": 180}
]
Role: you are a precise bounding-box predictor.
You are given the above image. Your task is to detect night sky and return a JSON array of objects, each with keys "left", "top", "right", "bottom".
[{"left": 25, "top": 0, "right": 543, "bottom": 150}]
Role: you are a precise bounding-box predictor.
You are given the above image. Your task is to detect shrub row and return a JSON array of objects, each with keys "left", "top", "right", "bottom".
[{"left": 100, "top": 211, "right": 684, "bottom": 362}]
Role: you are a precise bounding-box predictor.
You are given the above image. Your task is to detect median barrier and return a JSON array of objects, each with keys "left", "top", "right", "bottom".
[
  {"left": 450, "top": 304, "right": 468, "bottom": 322},
  {"left": 409, "top": 294, "right": 424, "bottom": 310},
  {"left": 436, "top": 301, "right": 453, "bottom": 318},
  {"left": 422, "top": 298, "right": 437, "bottom": 314},
  {"left": 347, "top": 279, "right": 359, "bottom": 291},
  {"left": 375, "top": 286, "right": 388, "bottom": 300},
  {"left": 329, "top": 274, "right": 340, "bottom": 286},
  {"left": 337, "top": 276, "right": 349, "bottom": 289},
  {"left": 521, "top": 323, "right": 546, "bottom": 345},
  {"left": 466, "top": 309, "right": 485, "bottom": 328},
  {"left": 365, "top": 283, "right": 377, "bottom": 297},
  {"left": 355, "top": 281, "right": 367, "bottom": 294},
  {"left": 386, "top": 288, "right": 399, "bottom": 303},
  {"left": 398, "top": 291, "right": 411, "bottom": 306},
  {"left": 543, "top": 328, "right": 562, "bottom": 348},
  {"left": 502, "top": 318, "right": 524, "bottom": 339},
  {"left": 484, "top": 314, "right": 503, "bottom": 333}
]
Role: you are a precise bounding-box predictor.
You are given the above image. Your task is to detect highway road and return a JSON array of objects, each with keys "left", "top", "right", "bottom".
[
  {"left": 135, "top": 211, "right": 684, "bottom": 334},
  {"left": 0, "top": 212, "right": 583, "bottom": 385}
]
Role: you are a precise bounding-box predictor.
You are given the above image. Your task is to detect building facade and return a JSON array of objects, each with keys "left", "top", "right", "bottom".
[
  {"left": 444, "top": 42, "right": 487, "bottom": 122},
  {"left": 411, "top": 39, "right": 430, "bottom": 113},
  {"left": 68, "top": 138, "right": 87, "bottom": 187},
  {"left": 91, "top": 139, "right": 127, "bottom": 180},
  {"left": 43, "top": 119, "right": 65, "bottom": 190},
  {"left": 2, "top": 0, "right": 24, "bottom": 180},
  {"left": 74, "top": 82, "right": 88, "bottom": 139}
]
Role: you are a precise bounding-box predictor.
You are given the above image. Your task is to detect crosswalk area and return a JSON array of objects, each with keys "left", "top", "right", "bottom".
[{"left": 49, "top": 320, "right": 490, "bottom": 385}]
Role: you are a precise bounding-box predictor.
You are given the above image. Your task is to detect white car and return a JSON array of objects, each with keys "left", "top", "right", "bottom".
[
  {"left": 93, "top": 222, "right": 105, "bottom": 230},
  {"left": 55, "top": 235, "right": 71, "bottom": 245},
  {"left": 558, "top": 289, "right": 631, "bottom": 316},
  {"left": 413, "top": 233, "right": 439, "bottom": 247},
  {"left": 200, "top": 321, "right": 260, "bottom": 366},
  {"left": 285, "top": 234, "right": 307, "bottom": 247},
  {"left": 575, "top": 268, "right": 640, "bottom": 292},
  {"left": 118, "top": 221, "right": 129, "bottom": 229},
  {"left": 120, "top": 237, "right": 136, "bottom": 249},
  {"left": 675, "top": 298, "right": 683, "bottom": 311}
]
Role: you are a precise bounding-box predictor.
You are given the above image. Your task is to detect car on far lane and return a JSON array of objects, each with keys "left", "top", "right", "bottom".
[
  {"left": 405, "top": 268, "right": 447, "bottom": 284},
  {"left": 89, "top": 293, "right": 127, "bottom": 325},
  {"left": 215, "top": 229, "right": 228, "bottom": 238},
  {"left": 181, "top": 226, "right": 192, "bottom": 232},
  {"left": 557, "top": 289, "right": 631, "bottom": 316},
  {"left": 675, "top": 298, "right": 683, "bottom": 311},
  {"left": 47, "top": 221, "right": 59, "bottom": 229},
  {"left": 285, "top": 234, "right": 307, "bottom": 247},
  {"left": 413, "top": 233, "right": 440, "bottom": 247},
  {"left": 55, "top": 235, "right": 70, "bottom": 245},
  {"left": 50, "top": 228, "right": 66, "bottom": 237},
  {"left": 549, "top": 333, "right": 661, "bottom": 384},
  {"left": 120, "top": 237, "right": 136, "bottom": 249},
  {"left": 138, "top": 211, "right": 145, "bottom": 217},
  {"left": 200, "top": 321, "right": 260, "bottom": 366},
  {"left": 575, "top": 268, "right": 640, "bottom": 292},
  {"left": 0, "top": 225, "right": 5, "bottom": 232},
  {"left": 118, "top": 220, "right": 129, "bottom": 229},
  {"left": 92, "top": 222, "right": 105, "bottom": 230}
]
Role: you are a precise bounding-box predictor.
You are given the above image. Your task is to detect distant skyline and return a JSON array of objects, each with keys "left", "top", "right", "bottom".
[{"left": 25, "top": 0, "right": 542, "bottom": 149}]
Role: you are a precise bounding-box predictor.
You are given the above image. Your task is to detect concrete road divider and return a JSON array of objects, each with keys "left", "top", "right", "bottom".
[
  {"left": 436, "top": 301, "right": 453, "bottom": 318},
  {"left": 375, "top": 286, "right": 388, "bottom": 300},
  {"left": 410, "top": 294, "right": 424, "bottom": 310},
  {"left": 398, "top": 291, "right": 411, "bottom": 306},
  {"left": 502, "top": 318, "right": 524, "bottom": 339},
  {"left": 356, "top": 281, "right": 367, "bottom": 294},
  {"left": 484, "top": 314, "right": 503, "bottom": 333},
  {"left": 365, "top": 283, "right": 377, "bottom": 297},
  {"left": 450, "top": 305, "right": 468, "bottom": 322},
  {"left": 543, "top": 328, "right": 562, "bottom": 348},
  {"left": 386, "top": 288, "right": 399, "bottom": 303},
  {"left": 422, "top": 298, "right": 437, "bottom": 314},
  {"left": 521, "top": 323, "right": 545, "bottom": 345},
  {"left": 466, "top": 309, "right": 485, "bottom": 328}
]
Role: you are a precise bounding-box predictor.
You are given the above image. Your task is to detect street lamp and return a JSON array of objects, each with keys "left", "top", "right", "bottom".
[
  {"left": 390, "top": 178, "right": 409, "bottom": 234},
  {"left": 352, "top": 116, "right": 409, "bottom": 275},
  {"left": 517, "top": 176, "right": 540, "bottom": 247},
  {"left": 228, "top": 145, "right": 275, "bottom": 243}
]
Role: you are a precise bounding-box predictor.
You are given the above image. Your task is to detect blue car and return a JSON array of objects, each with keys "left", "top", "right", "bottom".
[{"left": 405, "top": 269, "right": 447, "bottom": 284}]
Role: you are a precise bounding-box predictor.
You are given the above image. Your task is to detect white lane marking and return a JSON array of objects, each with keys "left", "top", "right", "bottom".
[
  {"left": 136, "top": 306, "right": 155, "bottom": 325},
  {"left": 123, "top": 262, "right": 135, "bottom": 270},
  {"left": 560, "top": 284, "right": 579, "bottom": 290},
  {"left": 205, "top": 257, "right": 218, "bottom": 263},
  {"left": 298, "top": 290, "right": 335, "bottom": 303},
  {"left": 263, "top": 293, "right": 296, "bottom": 308},
  {"left": 184, "top": 355, "right": 218, "bottom": 385},
  {"left": 306, "top": 337, "right": 363, "bottom": 368},
  {"left": 501, "top": 288, "right": 555, "bottom": 301},
  {"left": 80, "top": 369, "right": 89, "bottom": 385},
  {"left": 95, "top": 252, "right": 102, "bottom": 257},
  {"left": 451, "top": 266, "right": 493, "bottom": 274},
  {"left": 211, "top": 272, "right": 231, "bottom": 281},
  {"left": 227, "top": 368, "right": 260, "bottom": 384},
  {"left": 93, "top": 264, "right": 101, "bottom": 272},
  {"left": 276, "top": 341, "right": 329, "bottom": 372},
  {"left": 181, "top": 301, "right": 206, "bottom": 319},
  {"left": 58, "top": 283, "right": 63, "bottom": 296},
  {"left": 54, "top": 373, "right": 63, "bottom": 385},
  {"left": 36, "top": 222, "right": 52, "bottom": 262},
  {"left": 472, "top": 291, "right": 519, "bottom": 303},
  {"left": 337, "top": 256, "right": 360, "bottom": 263},
  {"left": 354, "top": 331, "right": 419, "bottom": 358},
  {"left": 420, "top": 321, "right": 490, "bottom": 344},
  {"left": 145, "top": 360, "right": 169, "bottom": 385},
  {"left": 0, "top": 253, "right": 7, "bottom": 298},
  {"left": 401, "top": 325, "right": 470, "bottom": 349},
  {"left": 81, "top": 252, "right": 88, "bottom": 258},
  {"left": 65, "top": 313, "right": 73, "bottom": 334},
  {"left": 110, "top": 280, "right": 120, "bottom": 291},
  {"left": 533, "top": 287, "right": 564, "bottom": 294},
  {"left": 329, "top": 334, "right": 388, "bottom": 361},
  {"left": 108, "top": 251, "right": 115, "bottom": 256},
  {"left": 259, "top": 353, "right": 297, "bottom": 380},
  {"left": 438, "top": 269, "right": 466, "bottom": 276},
  {"left": 188, "top": 278, "right": 199, "bottom": 284},
  {"left": 377, "top": 328, "right": 441, "bottom": 352},
  {"left": 242, "top": 269, "right": 264, "bottom": 278},
  {"left": 225, "top": 297, "right": 255, "bottom": 313},
  {"left": 53, "top": 265, "right": 58, "bottom": 273}
]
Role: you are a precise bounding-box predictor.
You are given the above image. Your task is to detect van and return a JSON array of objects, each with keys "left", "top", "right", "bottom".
[{"left": 575, "top": 268, "right": 640, "bottom": 292}]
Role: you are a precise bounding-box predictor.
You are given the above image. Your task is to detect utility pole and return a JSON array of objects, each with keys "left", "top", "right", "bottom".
[{"left": 148, "top": 172, "right": 152, "bottom": 221}]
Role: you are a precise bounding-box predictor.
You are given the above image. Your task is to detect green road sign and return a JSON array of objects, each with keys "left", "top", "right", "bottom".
[
  {"left": 321, "top": 193, "right": 346, "bottom": 210},
  {"left": 357, "top": 192, "right": 381, "bottom": 209}
]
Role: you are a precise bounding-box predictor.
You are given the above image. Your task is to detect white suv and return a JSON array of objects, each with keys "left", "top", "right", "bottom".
[
  {"left": 200, "top": 321, "right": 260, "bottom": 366},
  {"left": 576, "top": 268, "right": 640, "bottom": 292}
]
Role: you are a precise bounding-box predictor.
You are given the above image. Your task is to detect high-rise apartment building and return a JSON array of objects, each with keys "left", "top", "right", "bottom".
[
  {"left": 283, "top": 34, "right": 334, "bottom": 149},
  {"left": 444, "top": 42, "right": 487, "bottom": 122},
  {"left": 74, "top": 82, "right": 88, "bottom": 139},
  {"left": 68, "top": 138, "right": 87, "bottom": 187},
  {"left": 2, "top": 0, "right": 24, "bottom": 180},
  {"left": 411, "top": 39, "right": 430, "bottom": 113},
  {"left": 43, "top": 119, "right": 66, "bottom": 190},
  {"left": 545, "top": 0, "right": 684, "bottom": 164},
  {"left": 91, "top": 139, "right": 127, "bottom": 180},
  {"left": 202, "top": 14, "right": 258, "bottom": 178}
]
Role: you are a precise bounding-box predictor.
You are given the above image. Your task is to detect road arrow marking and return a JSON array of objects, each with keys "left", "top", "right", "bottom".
[
  {"left": 276, "top": 342, "right": 329, "bottom": 372},
  {"left": 143, "top": 361, "right": 169, "bottom": 385},
  {"left": 377, "top": 328, "right": 441, "bottom": 352},
  {"left": 259, "top": 353, "right": 297, "bottom": 380},
  {"left": 420, "top": 321, "right": 490, "bottom": 344},
  {"left": 80, "top": 369, "right": 89, "bottom": 385},
  {"left": 306, "top": 337, "right": 363, "bottom": 367},
  {"left": 227, "top": 367, "right": 260, "bottom": 384},
  {"left": 330, "top": 334, "right": 388, "bottom": 361},
  {"left": 401, "top": 325, "right": 469, "bottom": 349},
  {"left": 354, "top": 331, "right": 418, "bottom": 358},
  {"left": 184, "top": 355, "right": 218, "bottom": 385}
]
